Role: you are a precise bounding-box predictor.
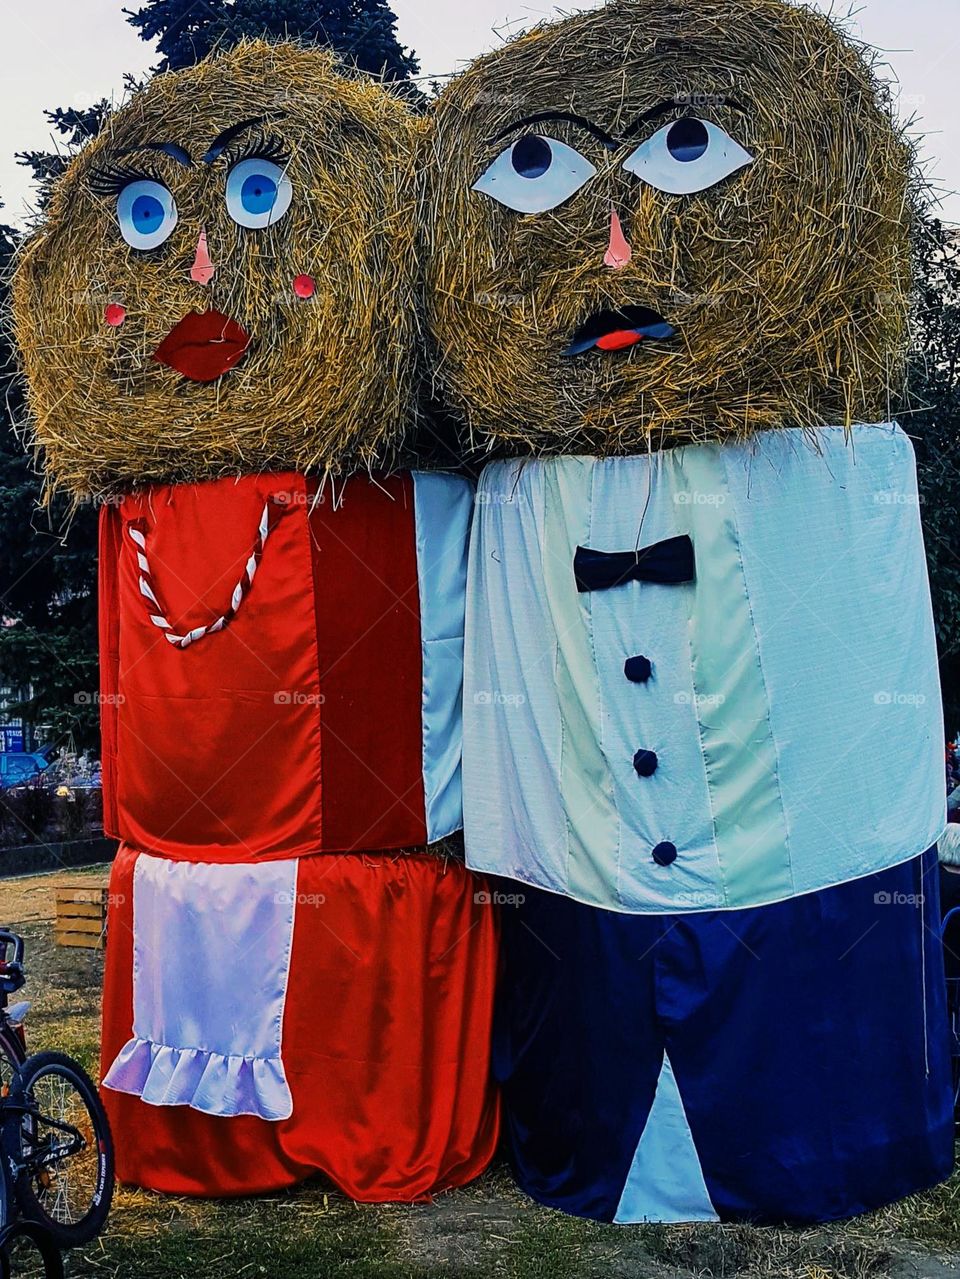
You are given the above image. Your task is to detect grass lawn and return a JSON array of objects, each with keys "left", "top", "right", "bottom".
[{"left": 4, "top": 865, "right": 960, "bottom": 1279}]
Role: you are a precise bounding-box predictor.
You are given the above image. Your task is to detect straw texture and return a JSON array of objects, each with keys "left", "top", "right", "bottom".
[
  {"left": 424, "top": 0, "right": 913, "bottom": 456},
  {"left": 12, "top": 40, "right": 424, "bottom": 499}
]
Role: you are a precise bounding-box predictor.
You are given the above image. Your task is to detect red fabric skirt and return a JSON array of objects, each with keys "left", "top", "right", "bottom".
[{"left": 100, "top": 845, "right": 500, "bottom": 1199}]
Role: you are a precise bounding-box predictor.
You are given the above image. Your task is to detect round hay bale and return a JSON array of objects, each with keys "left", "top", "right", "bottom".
[
  {"left": 12, "top": 40, "right": 425, "bottom": 500},
  {"left": 423, "top": 0, "right": 914, "bottom": 457}
]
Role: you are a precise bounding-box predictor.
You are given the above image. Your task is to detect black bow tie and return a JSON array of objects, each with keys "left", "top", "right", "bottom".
[{"left": 574, "top": 535, "right": 695, "bottom": 593}]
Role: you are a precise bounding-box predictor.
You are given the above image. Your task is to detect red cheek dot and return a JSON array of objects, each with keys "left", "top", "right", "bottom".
[
  {"left": 293, "top": 274, "right": 315, "bottom": 299},
  {"left": 105, "top": 303, "right": 126, "bottom": 327}
]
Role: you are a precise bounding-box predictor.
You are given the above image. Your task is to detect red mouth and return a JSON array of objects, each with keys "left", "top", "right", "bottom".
[{"left": 153, "top": 310, "right": 251, "bottom": 383}]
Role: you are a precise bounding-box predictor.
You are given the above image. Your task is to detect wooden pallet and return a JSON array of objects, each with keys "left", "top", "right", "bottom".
[{"left": 54, "top": 879, "right": 108, "bottom": 950}]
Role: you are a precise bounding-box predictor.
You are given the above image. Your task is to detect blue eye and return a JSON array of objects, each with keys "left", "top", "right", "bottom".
[
  {"left": 241, "top": 172, "right": 277, "bottom": 215},
  {"left": 623, "top": 118, "right": 753, "bottom": 195},
  {"left": 473, "top": 134, "right": 597, "bottom": 214},
  {"left": 226, "top": 157, "right": 293, "bottom": 229},
  {"left": 117, "top": 179, "right": 178, "bottom": 250}
]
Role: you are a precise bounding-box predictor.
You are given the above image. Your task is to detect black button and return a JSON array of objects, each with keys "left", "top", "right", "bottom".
[
  {"left": 633, "top": 749, "right": 659, "bottom": 778},
  {"left": 624, "top": 655, "right": 653, "bottom": 684},
  {"left": 652, "top": 841, "right": 677, "bottom": 866}
]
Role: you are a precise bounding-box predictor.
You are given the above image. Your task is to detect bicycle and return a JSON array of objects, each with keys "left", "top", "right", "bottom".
[
  {"left": 0, "top": 929, "right": 115, "bottom": 1257},
  {"left": 0, "top": 932, "right": 28, "bottom": 1092},
  {"left": 0, "top": 1220, "right": 64, "bottom": 1279}
]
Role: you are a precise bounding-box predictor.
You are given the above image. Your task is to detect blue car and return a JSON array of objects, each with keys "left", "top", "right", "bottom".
[{"left": 0, "top": 750, "right": 53, "bottom": 793}]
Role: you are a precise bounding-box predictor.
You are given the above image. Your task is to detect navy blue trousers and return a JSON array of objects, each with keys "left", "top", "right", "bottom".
[{"left": 493, "top": 849, "right": 954, "bottom": 1223}]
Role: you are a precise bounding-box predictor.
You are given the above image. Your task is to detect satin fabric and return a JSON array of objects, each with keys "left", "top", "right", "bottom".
[
  {"left": 494, "top": 849, "right": 953, "bottom": 1223},
  {"left": 99, "top": 471, "right": 472, "bottom": 860},
  {"left": 103, "top": 855, "right": 298, "bottom": 1119},
  {"left": 464, "top": 425, "right": 945, "bottom": 912},
  {"left": 101, "top": 845, "right": 500, "bottom": 1200},
  {"left": 411, "top": 472, "right": 473, "bottom": 843}
]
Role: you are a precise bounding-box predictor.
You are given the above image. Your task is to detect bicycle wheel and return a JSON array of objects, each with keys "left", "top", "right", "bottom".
[
  {"left": 0, "top": 1223, "right": 64, "bottom": 1279},
  {"left": 0, "top": 1024, "right": 26, "bottom": 1098},
  {"left": 12, "top": 1052, "right": 114, "bottom": 1249}
]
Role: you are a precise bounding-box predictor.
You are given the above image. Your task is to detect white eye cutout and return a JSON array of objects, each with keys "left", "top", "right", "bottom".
[
  {"left": 473, "top": 134, "right": 597, "bottom": 214},
  {"left": 624, "top": 118, "right": 753, "bottom": 195},
  {"left": 117, "top": 179, "right": 178, "bottom": 250},
  {"left": 225, "top": 157, "right": 293, "bottom": 229}
]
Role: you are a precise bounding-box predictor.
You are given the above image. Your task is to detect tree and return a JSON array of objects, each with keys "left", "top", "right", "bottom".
[
  {"left": 17, "top": 99, "right": 120, "bottom": 209},
  {"left": 0, "top": 210, "right": 100, "bottom": 748},
  {"left": 903, "top": 212, "right": 960, "bottom": 737},
  {"left": 125, "top": 0, "right": 420, "bottom": 84}
]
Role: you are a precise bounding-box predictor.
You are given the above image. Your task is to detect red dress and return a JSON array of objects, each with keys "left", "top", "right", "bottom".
[{"left": 98, "top": 471, "right": 499, "bottom": 1198}]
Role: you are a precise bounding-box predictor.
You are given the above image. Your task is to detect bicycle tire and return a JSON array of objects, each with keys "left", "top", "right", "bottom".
[
  {"left": 11, "top": 1051, "right": 114, "bottom": 1249},
  {"left": 0, "top": 1222, "right": 64, "bottom": 1279}
]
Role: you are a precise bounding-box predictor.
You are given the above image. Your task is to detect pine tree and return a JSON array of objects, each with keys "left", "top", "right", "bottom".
[
  {"left": 905, "top": 213, "right": 960, "bottom": 734},
  {"left": 0, "top": 210, "right": 99, "bottom": 749},
  {"left": 17, "top": 99, "right": 114, "bottom": 211},
  {"left": 125, "top": 0, "right": 420, "bottom": 83}
]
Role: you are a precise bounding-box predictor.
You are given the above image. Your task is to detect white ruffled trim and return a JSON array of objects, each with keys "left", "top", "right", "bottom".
[{"left": 102, "top": 1037, "right": 293, "bottom": 1121}]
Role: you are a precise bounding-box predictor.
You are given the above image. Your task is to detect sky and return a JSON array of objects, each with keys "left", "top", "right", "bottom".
[{"left": 0, "top": 0, "right": 958, "bottom": 226}]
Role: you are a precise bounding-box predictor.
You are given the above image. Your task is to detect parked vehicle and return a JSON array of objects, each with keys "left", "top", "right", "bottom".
[{"left": 0, "top": 749, "right": 55, "bottom": 794}]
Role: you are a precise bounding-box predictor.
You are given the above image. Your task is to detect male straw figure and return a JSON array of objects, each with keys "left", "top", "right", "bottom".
[
  {"left": 427, "top": 0, "right": 950, "bottom": 1225},
  {"left": 14, "top": 40, "right": 498, "bottom": 1201}
]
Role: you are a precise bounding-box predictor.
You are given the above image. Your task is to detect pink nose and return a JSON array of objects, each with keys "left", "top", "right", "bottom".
[
  {"left": 190, "top": 229, "right": 215, "bottom": 285},
  {"left": 604, "top": 206, "right": 632, "bottom": 269}
]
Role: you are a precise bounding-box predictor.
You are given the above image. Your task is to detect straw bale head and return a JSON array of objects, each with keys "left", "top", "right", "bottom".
[
  {"left": 425, "top": 0, "right": 912, "bottom": 455},
  {"left": 13, "top": 40, "right": 423, "bottom": 498}
]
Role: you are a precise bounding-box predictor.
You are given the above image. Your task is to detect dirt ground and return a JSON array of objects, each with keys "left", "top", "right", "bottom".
[{"left": 3, "top": 864, "right": 960, "bottom": 1279}]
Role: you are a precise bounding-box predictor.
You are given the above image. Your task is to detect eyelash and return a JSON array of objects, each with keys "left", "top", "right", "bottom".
[
  {"left": 89, "top": 132, "right": 291, "bottom": 198},
  {"left": 89, "top": 164, "right": 163, "bottom": 197},
  {"left": 224, "top": 132, "right": 291, "bottom": 169}
]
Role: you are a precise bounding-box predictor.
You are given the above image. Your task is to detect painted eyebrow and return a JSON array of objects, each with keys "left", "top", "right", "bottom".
[
  {"left": 623, "top": 96, "right": 748, "bottom": 137},
  {"left": 489, "top": 111, "right": 619, "bottom": 150},
  {"left": 202, "top": 116, "right": 275, "bottom": 164},
  {"left": 113, "top": 141, "right": 193, "bottom": 166}
]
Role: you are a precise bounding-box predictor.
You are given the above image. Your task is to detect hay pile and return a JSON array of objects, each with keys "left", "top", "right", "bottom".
[
  {"left": 424, "top": 0, "right": 914, "bottom": 457},
  {"left": 12, "top": 40, "right": 425, "bottom": 500}
]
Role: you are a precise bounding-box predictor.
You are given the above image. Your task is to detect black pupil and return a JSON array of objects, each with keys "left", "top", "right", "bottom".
[
  {"left": 512, "top": 134, "right": 553, "bottom": 179},
  {"left": 667, "top": 117, "right": 709, "bottom": 163}
]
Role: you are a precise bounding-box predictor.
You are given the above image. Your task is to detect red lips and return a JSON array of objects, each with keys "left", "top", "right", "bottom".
[{"left": 153, "top": 310, "right": 251, "bottom": 383}]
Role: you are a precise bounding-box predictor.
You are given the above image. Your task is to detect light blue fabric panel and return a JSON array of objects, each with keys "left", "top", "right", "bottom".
[
  {"left": 463, "top": 426, "right": 946, "bottom": 912},
  {"left": 723, "top": 426, "right": 946, "bottom": 895},
  {"left": 614, "top": 1053, "right": 719, "bottom": 1223},
  {"left": 674, "top": 447, "right": 793, "bottom": 907},
  {"left": 543, "top": 461, "right": 621, "bottom": 906},
  {"left": 464, "top": 462, "right": 570, "bottom": 887},
  {"left": 585, "top": 454, "right": 724, "bottom": 910},
  {"left": 411, "top": 471, "right": 473, "bottom": 842}
]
